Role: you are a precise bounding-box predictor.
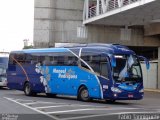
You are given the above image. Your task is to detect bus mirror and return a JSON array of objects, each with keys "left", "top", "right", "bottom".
[
  {"left": 146, "top": 60, "right": 150, "bottom": 70},
  {"left": 138, "top": 56, "right": 150, "bottom": 70},
  {"left": 111, "top": 55, "right": 116, "bottom": 67}
]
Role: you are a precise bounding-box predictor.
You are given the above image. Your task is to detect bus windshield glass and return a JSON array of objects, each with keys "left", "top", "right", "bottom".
[
  {"left": 0, "top": 57, "right": 8, "bottom": 76},
  {"left": 0, "top": 57, "right": 8, "bottom": 66},
  {"left": 0, "top": 65, "right": 6, "bottom": 75},
  {"left": 113, "top": 55, "right": 142, "bottom": 82}
]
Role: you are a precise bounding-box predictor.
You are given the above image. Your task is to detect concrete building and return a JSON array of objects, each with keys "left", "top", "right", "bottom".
[
  {"left": 34, "top": 0, "right": 160, "bottom": 89},
  {"left": 34, "top": 0, "right": 84, "bottom": 48}
]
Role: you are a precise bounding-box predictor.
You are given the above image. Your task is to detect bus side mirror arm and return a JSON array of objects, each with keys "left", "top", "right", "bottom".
[
  {"left": 104, "top": 53, "right": 116, "bottom": 68},
  {"left": 138, "top": 56, "right": 150, "bottom": 70}
]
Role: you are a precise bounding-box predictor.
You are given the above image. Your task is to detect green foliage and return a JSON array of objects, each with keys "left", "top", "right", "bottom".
[{"left": 23, "top": 45, "right": 34, "bottom": 49}]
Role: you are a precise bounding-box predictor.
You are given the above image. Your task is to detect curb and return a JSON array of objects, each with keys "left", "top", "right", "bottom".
[{"left": 144, "top": 89, "right": 160, "bottom": 93}]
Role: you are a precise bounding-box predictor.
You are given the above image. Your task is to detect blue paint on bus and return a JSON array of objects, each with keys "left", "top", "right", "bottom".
[{"left": 7, "top": 44, "right": 149, "bottom": 101}]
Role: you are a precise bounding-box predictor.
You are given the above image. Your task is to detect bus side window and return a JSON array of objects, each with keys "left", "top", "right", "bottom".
[
  {"left": 25, "top": 54, "right": 33, "bottom": 64},
  {"left": 81, "top": 53, "right": 109, "bottom": 78},
  {"left": 16, "top": 54, "right": 25, "bottom": 64},
  {"left": 9, "top": 54, "right": 15, "bottom": 65},
  {"left": 81, "top": 53, "right": 101, "bottom": 73},
  {"left": 67, "top": 56, "right": 78, "bottom": 66},
  {"left": 64, "top": 56, "right": 68, "bottom": 66},
  {"left": 50, "top": 56, "right": 57, "bottom": 65},
  {"left": 8, "top": 54, "right": 16, "bottom": 71},
  {"left": 39, "top": 56, "right": 45, "bottom": 65},
  {"left": 30, "top": 55, "right": 39, "bottom": 65},
  {"left": 43, "top": 56, "right": 51, "bottom": 66},
  {"left": 52, "top": 56, "right": 58, "bottom": 66},
  {"left": 81, "top": 55, "right": 90, "bottom": 70},
  {"left": 100, "top": 62, "right": 109, "bottom": 78},
  {"left": 90, "top": 55, "right": 101, "bottom": 74},
  {"left": 57, "top": 56, "right": 65, "bottom": 66},
  {"left": 100, "top": 56, "right": 109, "bottom": 78}
]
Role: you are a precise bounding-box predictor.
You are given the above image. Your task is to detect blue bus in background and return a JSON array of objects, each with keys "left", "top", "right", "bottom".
[
  {"left": 7, "top": 44, "right": 149, "bottom": 102},
  {"left": 0, "top": 52, "right": 9, "bottom": 87}
]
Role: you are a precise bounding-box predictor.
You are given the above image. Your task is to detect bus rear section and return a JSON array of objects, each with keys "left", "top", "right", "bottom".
[{"left": 7, "top": 52, "right": 45, "bottom": 93}]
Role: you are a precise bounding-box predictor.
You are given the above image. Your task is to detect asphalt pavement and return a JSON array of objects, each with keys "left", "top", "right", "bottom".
[{"left": 0, "top": 87, "right": 160, "bottom": 120}]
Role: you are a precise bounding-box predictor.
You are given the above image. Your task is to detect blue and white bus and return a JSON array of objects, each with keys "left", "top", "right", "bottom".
[
  {"left": 0, "top": 52, "right": 9, "bottom": 87},
  {"left": 7, "top": 44, "right": 149, "bottom": 102}
]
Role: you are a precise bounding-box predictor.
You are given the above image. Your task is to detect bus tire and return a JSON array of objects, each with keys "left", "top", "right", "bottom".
[
  {"left": 78, "top": 86, "right": 90, "bottom": 102},
  {"left": 46, "top": 93, "right": 56, "bottom": 98},
  {"left": 24, "top": 82, "right": 34, "bottom": 96}
]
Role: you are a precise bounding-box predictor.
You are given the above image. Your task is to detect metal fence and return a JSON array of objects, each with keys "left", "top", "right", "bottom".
[{"left": 87, "top": 0, "right": 140, "bottom": 19}]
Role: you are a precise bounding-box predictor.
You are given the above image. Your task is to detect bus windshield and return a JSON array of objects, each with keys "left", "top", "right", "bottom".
[
  {"left": 0, "top": 57, "right": 8, "bottom": 67},
  {"left": 113, "top": 55, "right": 142, "bottom": 82},
  {"left": 0, "top": 57, "right": 8, "bottom": 76},
  {"left": 0, "top": 65, "right": 6, "bottom": 76}
]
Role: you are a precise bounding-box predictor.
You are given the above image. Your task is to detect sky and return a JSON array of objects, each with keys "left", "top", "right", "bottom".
[{"left": 0, "top": 0, "right": 34, "bottom": 52}]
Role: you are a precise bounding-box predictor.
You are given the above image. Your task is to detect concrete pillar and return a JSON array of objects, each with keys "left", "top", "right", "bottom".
[
  {"left": 96, "top": 0, "right": 100, "bottom": 15},
  {"left": 84, "top": 0, "right": 89, "bottom": 19},
  {"left": 158, "top": 47, "right": 160, "bottom": 89}
]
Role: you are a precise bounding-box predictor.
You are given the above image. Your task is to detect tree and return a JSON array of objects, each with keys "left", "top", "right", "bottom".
[
  {"left": 23, "top": 45, "right": 34, "bottom": 49},
  {"left": 23, "top": 39, "right": 34, "bottom": 49}
]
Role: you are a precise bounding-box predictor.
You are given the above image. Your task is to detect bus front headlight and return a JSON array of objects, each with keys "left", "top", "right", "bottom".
[{"left": 111, "top": 87, "right": 122, "bottom": 93}]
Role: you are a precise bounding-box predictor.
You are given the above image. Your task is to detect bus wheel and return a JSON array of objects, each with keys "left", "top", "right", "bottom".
[
  {"left": 24, "top": 83, "right": 33, "bottom": 96},
  {"left": 78, "top": 86, "right": 90, "bottom": 102},
  {"left": 46, "top": 93, "right": 56, "bottom": 98}
]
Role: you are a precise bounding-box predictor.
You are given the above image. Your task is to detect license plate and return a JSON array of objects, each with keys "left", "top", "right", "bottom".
[{"left": 128, "top": 94, "right": 133, "bottom": 98}]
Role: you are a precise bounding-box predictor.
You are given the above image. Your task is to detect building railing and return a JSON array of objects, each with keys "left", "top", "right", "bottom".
[{"left": 84, "top": 0, "right": 141, "bottom": 20}]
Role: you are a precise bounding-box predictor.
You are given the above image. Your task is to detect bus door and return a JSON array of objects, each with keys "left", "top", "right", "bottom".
[
  {"left": 80, "top": 51, "right": 111, "bottom": 98},
  {"left": 97, "top": 55, "right": 112, "bottom": 98}
]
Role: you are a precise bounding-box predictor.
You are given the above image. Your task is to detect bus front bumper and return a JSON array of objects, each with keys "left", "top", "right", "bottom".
[
  {"left": 104, "top": 92, "right": 144, "bottom": 100},
  {"left": 0, "top": 80, "right": 7, "bottom": 87}
]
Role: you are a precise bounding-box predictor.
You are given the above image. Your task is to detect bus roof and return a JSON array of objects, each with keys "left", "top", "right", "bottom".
[{"left": 10, "top": 44, "right": 135, "bottom": 55}]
